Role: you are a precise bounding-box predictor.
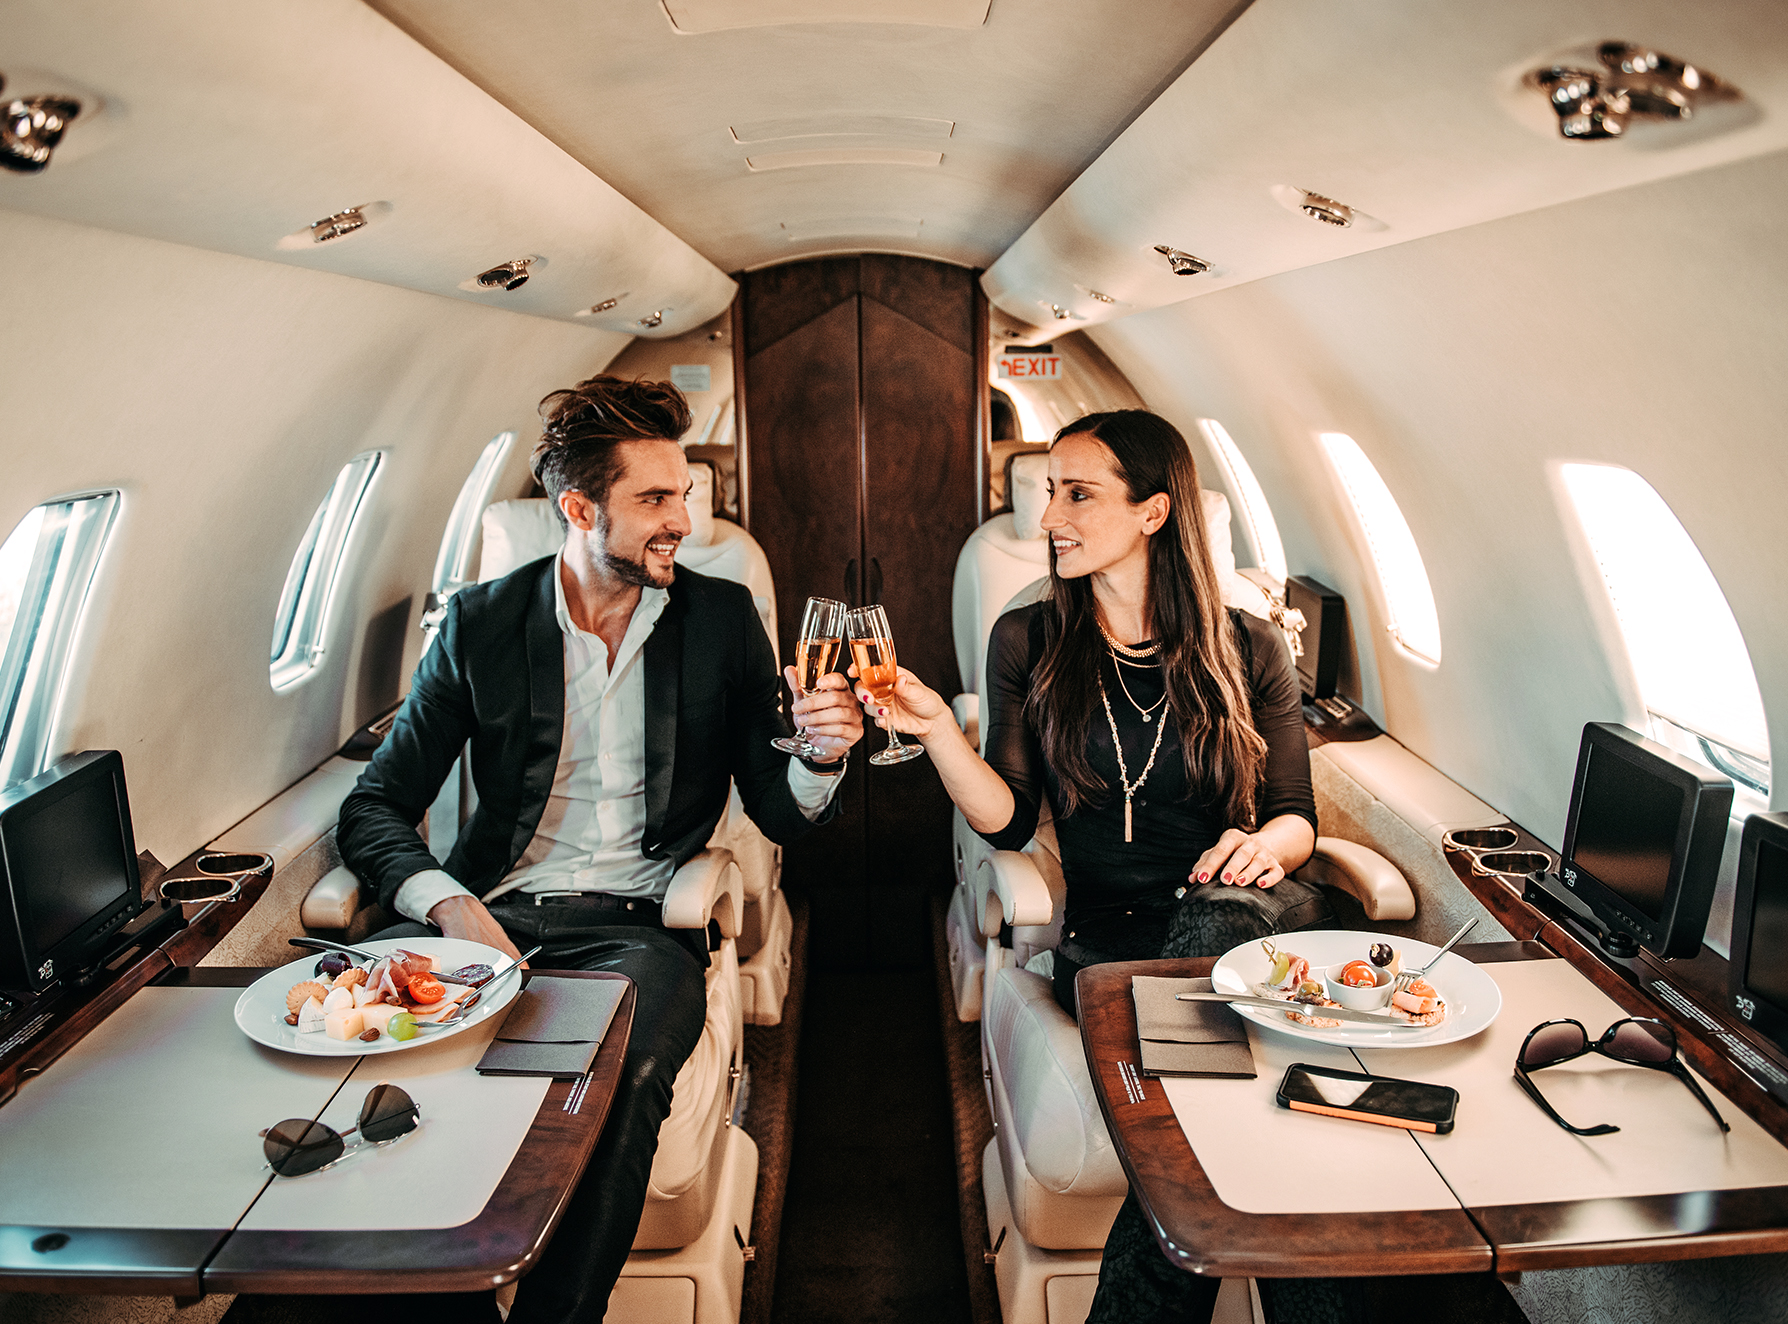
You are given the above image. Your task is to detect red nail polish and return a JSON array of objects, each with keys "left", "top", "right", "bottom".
[
  {"left": 1197, "top": 872, "right": 1208, "bottom": 883},
  {"left": 1222, "top": 872, "right": 1231, "bottom": 882}
]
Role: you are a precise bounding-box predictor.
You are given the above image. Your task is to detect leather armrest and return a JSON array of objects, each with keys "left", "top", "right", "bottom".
[
  {"left": 662, "top": 848, "right": 743, "bottom": 939},
  {"left": 1298, "top": 836, "right": 1416, "bottom": 922},
  {"left": 300, "top": 864, "right": 364, "bottom": 931},
  {"left": 975, "top": 849, "right": 1054, "bottom": 939},
  {"left": 952, "top": 693, "right": 979, "bottom": 750}
]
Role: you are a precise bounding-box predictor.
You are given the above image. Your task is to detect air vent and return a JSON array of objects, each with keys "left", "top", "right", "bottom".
[
  {"left": 276, "top": 201, "right": 392, "bottom": 251},
  {"left": 574, "top": 295, "right": 627, "bottom": 318},
  {"left": 746, "top": 148, "right": 942, "bottom": 172},
  {"left": 458, "top": 255, "right": 544, "bottom": 293},
  {"left": 781, "top": 216, "right": 923, "bottom": 241},
  {"left": 1525, "top": 42, "right": 1739, "bottom": 141},
  {"left": 1268, "top": 186, "right": 1387, "bottom": 232},
  {"left": 731, "top": 114, "right": 954, "bottom": 145},
  {"left": 662, "top": 0, "right": 990, "bottom": 35},
  {"left": 1297, "top": 192, "right": 1353, "bottom": 227},
  {"left": 1153, "top": 245, "right": 1210, "bottom": 276},
  {"left": 0, "top": 79, "right": 81, "bottom": 174}
]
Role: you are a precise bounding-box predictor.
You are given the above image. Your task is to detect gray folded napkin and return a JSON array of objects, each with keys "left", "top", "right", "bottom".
[
  {"left": 1131, "top": 975, "right": 1256, "bottom": 1079},
  {"left": 476, "top": 974, "right": 628, "bottom": 1079}
]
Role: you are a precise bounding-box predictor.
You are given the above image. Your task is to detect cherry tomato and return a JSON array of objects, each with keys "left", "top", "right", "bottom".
[{"left": 1339, "top": 960, "right": 1378, "bottom": 988}]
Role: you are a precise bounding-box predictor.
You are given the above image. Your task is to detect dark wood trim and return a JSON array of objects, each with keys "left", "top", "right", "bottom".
[
  {"left": 974, "top": 282, "right": 992, "bottom": 524},
  {"left": 1470, "top": 1184, "right": 1788, "bottom": 1272},
  {"left": 202, "top": 971, "right": 635, "bottom": 1294},
  {"left": 1076, "top": 955, "right": 1492, "bottom": 1278},
  {"left": 729, "top": 287, "right": 751, "bottom": 531},
  {"left": 0, "top": 1228, "right": 226, "bottom": 1297}
]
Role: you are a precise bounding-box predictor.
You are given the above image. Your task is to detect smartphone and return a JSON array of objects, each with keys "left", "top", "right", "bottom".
[{"left": 1276, "top": 1063, "right": 1458, "bottom": 1134}]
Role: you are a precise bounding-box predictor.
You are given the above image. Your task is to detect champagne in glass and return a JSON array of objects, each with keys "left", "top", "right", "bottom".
[
  {"left": 772, "top": 596, "right": 847, "bottom": 757},
  {"left": 846, "top": 604, "right": 926, "bottom": 766}
]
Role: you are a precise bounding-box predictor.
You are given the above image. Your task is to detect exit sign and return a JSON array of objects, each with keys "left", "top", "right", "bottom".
[{"left": 998, "top": 353, "right": 1061, "bottom": 380}]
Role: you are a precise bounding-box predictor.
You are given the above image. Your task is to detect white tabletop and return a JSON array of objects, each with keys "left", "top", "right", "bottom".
[
  {"left": 238, "top": 1016, "right": 550, "bottom": 1231},
  {"left": 1358, "top": 958, "right": 1788, "bottom": 1209},
  {"left": 0, "top": 988, "right": 351, "bottom": 1229},
  {"left": 1161, "top": 959, "right": 1788, "bottom": 1218}
]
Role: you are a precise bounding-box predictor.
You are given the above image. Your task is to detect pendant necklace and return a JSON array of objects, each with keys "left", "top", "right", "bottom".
[
  {"left": 1108, "top": 647, "right": 1167, "bottom": 723},
  {"left": 1099, "top": 674, "right": 1167, "bottom": 843}
]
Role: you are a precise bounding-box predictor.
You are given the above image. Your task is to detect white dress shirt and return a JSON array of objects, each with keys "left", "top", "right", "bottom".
[{"left": 394, "top": 555, "right": 842, "bottom": 923}]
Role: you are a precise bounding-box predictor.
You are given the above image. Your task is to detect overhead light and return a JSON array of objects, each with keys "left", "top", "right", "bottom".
[
  {"left": 572, "top": 293, "right": 629, "bottom": 319},
  {"left": 1296, "top": 191, "right": 1353, "bottom": 227},
  {"left": 1153, "top": 245, "right": 1210, "bottom": 276},
  {"left": 0, "top": 77, "right": 81, "bottom": 174},
  {"left": 1526, "top": 43, "right": 1736, "bottom": 142},
  {"left": 1048, "top": 303, "right": 1071, "bottom": 320},
  {"left": 308, "top": 208, "right": 367, "bottom": 244},
  {"left": 637, "top": 310, "right": 665, "bottom": 328}
]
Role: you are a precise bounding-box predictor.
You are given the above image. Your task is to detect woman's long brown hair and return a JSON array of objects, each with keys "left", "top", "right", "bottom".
[{"left": 1026, "top": 410, "right": 1267, "bottom": 827}]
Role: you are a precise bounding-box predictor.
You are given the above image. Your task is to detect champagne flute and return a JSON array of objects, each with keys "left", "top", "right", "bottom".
[
  {"left": 772, "top": 596, "right": 847, "bottom": 757},
  {"left": 846, "top": 604, "right": 926, "bottom": 766}
]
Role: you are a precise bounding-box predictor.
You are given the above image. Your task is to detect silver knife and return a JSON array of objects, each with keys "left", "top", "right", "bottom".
[{"left": 1176, "top": 991, "right": 1428, "bottom": 1027}]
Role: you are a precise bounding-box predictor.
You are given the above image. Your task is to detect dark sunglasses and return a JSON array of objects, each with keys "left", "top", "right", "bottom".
[
  {"left": 1514, "top": 1017, "right": 1729, "bottom": 1136},
  {"left": 259, "top": 1083, "right": 421, "bottom": 1177}
]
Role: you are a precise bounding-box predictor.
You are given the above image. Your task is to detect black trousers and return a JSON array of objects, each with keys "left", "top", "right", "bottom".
[
  {"left": 372, "top": 903, "right": 710, "bottom": 1324},
  {"left": 1067, "top": 882, "right": 1362, "bottom": 1324}
]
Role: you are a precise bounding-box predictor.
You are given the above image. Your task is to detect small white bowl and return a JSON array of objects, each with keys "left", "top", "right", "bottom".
[{"left": 1323, "top": 961, "right": 1394, "bottom": 1011}]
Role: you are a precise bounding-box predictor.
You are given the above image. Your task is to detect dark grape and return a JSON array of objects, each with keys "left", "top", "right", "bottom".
[
  {"left": 1369, "top": 942, "right": 1395, "bottom": 968},
  {"left": 313, "top": 952, "right": 352, "bottom": 978}
]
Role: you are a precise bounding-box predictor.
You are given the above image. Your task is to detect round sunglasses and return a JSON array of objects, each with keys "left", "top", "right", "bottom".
[
  {"left": 259, "top": 1083, "right": 421, "bottom": 1177},
  {"left": 1514, "top": 1017, "right": 1729, "bottom": 1136}
]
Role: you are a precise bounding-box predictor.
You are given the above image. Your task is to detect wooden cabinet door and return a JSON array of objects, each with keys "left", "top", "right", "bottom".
[{"left": 740, "top": 256, "right": 984, "bottom": 967}]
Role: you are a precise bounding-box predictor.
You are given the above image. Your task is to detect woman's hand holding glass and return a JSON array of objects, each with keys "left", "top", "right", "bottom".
[{"left": 849, "top": 663, "right": 951, "bottom": 740}]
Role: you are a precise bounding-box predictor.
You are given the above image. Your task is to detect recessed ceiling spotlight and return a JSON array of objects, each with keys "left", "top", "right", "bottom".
[
  {"left": 1153, "top": 245, "right": 1210, "bottom": 276},
  {"left": 0, "top": 77, "right": 81, "bottom": 174},
  {"left": 637, "top": 310, "right": 666, "bottom": 328},
  {"left": 571, "top": 293, "right": 629, "bottom": 318},
  {"left": 1297, "top": 191, "right": 1353, "bottom": 227},
  {"left": 1048, "top": 303, "right": 1071, "bottom": 319},
  {"left": 310, "top": 208, "right": 367, "bottom": 243},
  {"left": 1525, "top": 43, "right": 1736, "bottom": 141}
]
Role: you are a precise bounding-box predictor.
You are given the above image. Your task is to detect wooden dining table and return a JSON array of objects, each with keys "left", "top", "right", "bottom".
[
  {"left": 1077, "top": 941, "right": 1788, "bottom": 1281},
  {"left": 0, "top": 964, "right": 634, "bottom": 1298}
]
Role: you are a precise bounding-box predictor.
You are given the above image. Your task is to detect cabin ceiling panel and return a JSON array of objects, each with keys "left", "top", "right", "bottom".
[
  {"left": 0, "top": 0, "right": 735, "bottom": 337},
  {"left": 984, "top": 0, "right": 1788, "bottom": 331},
  {"left": 363, "top": 0, "right": 1246, "bottom": 273}
]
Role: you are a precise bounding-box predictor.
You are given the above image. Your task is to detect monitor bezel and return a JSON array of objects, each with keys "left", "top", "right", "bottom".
[
  {"left": 0, "top": 750, "right": 143, "bottom": 996},
  {"left": 1559, "top": 722, "right": 1733, "bottom": 960},
  {"left": 1729, "top": 812, "right": 1788, "bottom": 1055}
]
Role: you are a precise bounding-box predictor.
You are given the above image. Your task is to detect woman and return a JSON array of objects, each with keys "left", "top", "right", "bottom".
[{"left": 855, "top": 410, "right": 1337, "bottom": 1323}]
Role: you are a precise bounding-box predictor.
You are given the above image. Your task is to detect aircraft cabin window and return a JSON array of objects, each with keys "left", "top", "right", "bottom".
[
  {"left": 1562, "top": 462, "right": 1770, "bottom": 796},
  {"left": 433, "top": 430, "right": 516, "bottom": 597},
  {"left": 269, "top": 452, "right": 383, "bottom": 694},
  {"left": 0, "top": 491, "right": 121, "bottom": 787},
  {"left": 1320, "top": 431, "right": 1442, "bottom": 665},
  {"left": 1196, "top": 418, "right": 1288, "bottom": 583}
]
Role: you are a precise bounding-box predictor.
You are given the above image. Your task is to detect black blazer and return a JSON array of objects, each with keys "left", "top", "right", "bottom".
[{"left": 338, "top": 557, "right": 833, "bottom": 915}]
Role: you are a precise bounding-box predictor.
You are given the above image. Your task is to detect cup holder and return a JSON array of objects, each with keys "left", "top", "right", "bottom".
[
  {"left": 1471, "top": 849, "right": 1555, "bottom": 879},
  {"left": 197, "top": 851, "right": 272, "bottom": 876},
  {"left": 1442, "top": 827, "right": 1520, "bottom": 853}
]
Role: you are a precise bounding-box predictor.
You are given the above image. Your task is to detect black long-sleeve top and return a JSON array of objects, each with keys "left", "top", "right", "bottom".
[{"left": 977, "top": 602, "right": 1318, "bottom": 960}]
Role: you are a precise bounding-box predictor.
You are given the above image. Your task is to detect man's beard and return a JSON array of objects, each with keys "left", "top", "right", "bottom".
[{"left": 600, "top": 543, "right": 673, "bottom": 588}]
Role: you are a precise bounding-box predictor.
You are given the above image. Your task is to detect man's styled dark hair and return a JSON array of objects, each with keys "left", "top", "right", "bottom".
[{"left": 531, "top": 375, "right": 693, "bottom": 530}]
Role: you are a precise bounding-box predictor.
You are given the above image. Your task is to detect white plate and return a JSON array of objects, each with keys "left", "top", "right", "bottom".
[
  {"left": 233, "top": 938, "right": 522, "bottom": 1056},
  {"left": 1210, "top": 929, "right": 1502, "bottom": 1048}
]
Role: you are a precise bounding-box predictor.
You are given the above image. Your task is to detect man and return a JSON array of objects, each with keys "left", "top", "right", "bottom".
[{"left": 338, "top": 373, "right": 863, "bottom": 1321}]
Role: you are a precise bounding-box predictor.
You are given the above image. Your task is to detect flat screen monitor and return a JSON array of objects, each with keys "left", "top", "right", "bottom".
[
  {"left": 0, "top": 750, "right": 143, "bottom": 995},
  {"left": 1559, "top": 722, "right": 1732, "bottom": 959},
  {"left": 1729, "top": 812, "right": 1788, "bottom": 1056}
]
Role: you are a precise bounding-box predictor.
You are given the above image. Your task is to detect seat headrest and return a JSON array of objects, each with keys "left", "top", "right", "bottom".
[
  {"left": 480, "top": 499, "right": 563, "bottom": 582},
  {"left": 684, "top": 462, "right": 717, "bottom": 547},
  {"left": 1009, "top": 452, "right": 1050, "bottom": 540},
  {"left": 1200, "top": 489, "right": 1236, "bottom": 583}
]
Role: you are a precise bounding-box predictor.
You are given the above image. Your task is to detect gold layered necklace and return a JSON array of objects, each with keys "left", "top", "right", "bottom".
[
  {"left": 1097, "top": 620, "right": 1167, "bottom": 723},
  {"left": 1098, "top": 674, "right": 1167, "bottom": 844}
]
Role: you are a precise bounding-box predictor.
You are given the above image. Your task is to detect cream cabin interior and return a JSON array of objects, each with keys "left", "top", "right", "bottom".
[{"left": 2, "top": 2, "right": 1787, "bottom": 1323}]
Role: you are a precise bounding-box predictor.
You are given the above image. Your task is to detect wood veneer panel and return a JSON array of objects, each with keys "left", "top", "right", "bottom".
[
  {"left": 741, "top": 258, "right": 859, "bottom": 358},
  {"left": 859, "top": 254, "right": 976, "bottom": 356},
  {"left": 1076, "top": 957, "right": 1491, "bottom": 1278}
]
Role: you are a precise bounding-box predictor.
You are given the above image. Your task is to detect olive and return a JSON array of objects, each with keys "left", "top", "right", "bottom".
[
  {"left": 1369, "top": 942, "right": 1395, "bottom": 968},
  {"left": 313, "top": 952, "right": 351, "bottom": 978}
]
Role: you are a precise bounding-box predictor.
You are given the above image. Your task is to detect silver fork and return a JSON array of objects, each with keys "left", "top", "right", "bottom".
[
  {"left": 416, "top": 944, "right": 540, "bottom": 1030},
  {"left": 1392, "top": 918, "right": 1477, "bottom": 997}
]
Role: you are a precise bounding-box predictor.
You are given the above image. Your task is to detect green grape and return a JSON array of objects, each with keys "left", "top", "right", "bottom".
[
  {"left": 1268, "top": 953, "right": 1292, "bottom": 985},
  {"left": 387, "top": 1011, "right": 419, "bottom": 1042}
]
